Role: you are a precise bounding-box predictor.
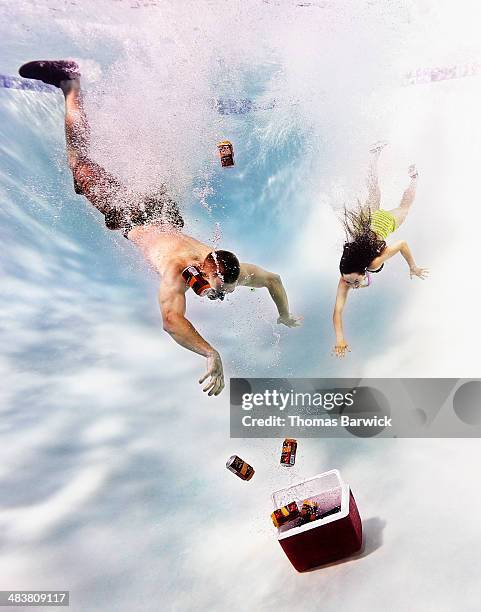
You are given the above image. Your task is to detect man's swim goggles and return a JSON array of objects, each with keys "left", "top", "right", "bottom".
[{"left": 182, "top": 265, "right": 225, "bottom": 301}]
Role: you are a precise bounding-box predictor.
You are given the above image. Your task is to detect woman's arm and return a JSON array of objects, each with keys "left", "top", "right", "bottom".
[
  {"left": 370, "top": 240, "right": 428, "bottom": 279},
  {"left": 333, "top": 278, "right": 351, "bottom": 358}
]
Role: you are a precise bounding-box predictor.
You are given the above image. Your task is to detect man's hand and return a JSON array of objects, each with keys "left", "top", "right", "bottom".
[
  {"left": 277, "top": 313, "right": 303, "bottom": 328},
  {"left": 333, "top": 340, "right": 351, "bottom": 358},
  {"left": 199, "top": 351, "right": 225, "bottom": 396},
  {"left": 410, "top": 265, "right": 429, "bottom": 280}
]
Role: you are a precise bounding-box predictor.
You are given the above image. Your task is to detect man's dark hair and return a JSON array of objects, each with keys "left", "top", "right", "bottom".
[{"left": 205, "top": 250, "right": 240, "bottom": 284}]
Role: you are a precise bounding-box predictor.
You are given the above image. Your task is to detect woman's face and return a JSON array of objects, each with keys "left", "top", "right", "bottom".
[{"left": 342, "top": 272, "right": 367, "bottom": 289}]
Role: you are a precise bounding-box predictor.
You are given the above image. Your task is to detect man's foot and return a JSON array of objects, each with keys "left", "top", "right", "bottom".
[
  {"left": 408, "top": 164, "right": 418, "bottom": 179},
  {"left": 18, "top": 60, "right": 80, "bottom": 88},
  {"left": 369, "top": 140, "right": 389, "bottom": 154}
]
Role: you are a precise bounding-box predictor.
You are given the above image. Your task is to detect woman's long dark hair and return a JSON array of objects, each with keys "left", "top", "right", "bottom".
[{"left": 339, "top": 204, "right": 386, "bottom": 275}]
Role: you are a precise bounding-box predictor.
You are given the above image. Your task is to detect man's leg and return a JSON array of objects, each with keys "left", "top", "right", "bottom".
[
  {"left": 19, "top": 60, "right": 89, "bottom": 171},
  {"left": 19, "top": 60, "right": 127, "bottom": 228},
  {"left": 60, "top": 78, "right": 90, "bottom": 171},
  {"left": 387, "top": 165, "right": 418, "bottom": 229},
  {"left": 60, "top": 78, "right": 124, "bottom": 222}
]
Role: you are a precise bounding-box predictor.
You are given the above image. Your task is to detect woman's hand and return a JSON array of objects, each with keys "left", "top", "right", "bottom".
[
  {"left": 333, "top": 340, "right": 351, "bottom": 358},
  {"left": 409, "top": 265, "right": 429, "bottom": 280}
]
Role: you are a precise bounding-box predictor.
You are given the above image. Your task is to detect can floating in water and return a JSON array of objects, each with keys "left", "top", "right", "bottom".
[
  {"left": 182, "top": 265, "right": 213, "bottom": 298},
  {"left": 217, "top": 140, "right": 235, "bottom": 167},
  {"left": 226, "top": 455, "right": 254, "bottom": 481},
  {"left": 271, "top": 501, "right": 300, "bottom": 528},
  {"left": 280, "top": 438, "right": 297, "bottom": 467},
  {"left": 300, "top": 499, "right": 319, "bottom": 523}
]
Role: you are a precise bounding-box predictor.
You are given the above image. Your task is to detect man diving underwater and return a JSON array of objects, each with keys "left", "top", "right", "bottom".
[{"left": 18, "top": 60, "right": 302, "bottom": 396}]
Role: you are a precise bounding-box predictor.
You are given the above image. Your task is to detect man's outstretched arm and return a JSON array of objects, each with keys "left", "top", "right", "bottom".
[
  {"left": 158, "top": 275, "right": 224, "bottom": 396},
  {"left": 238, "top": 263, "right": 302, "bottom": 327}
]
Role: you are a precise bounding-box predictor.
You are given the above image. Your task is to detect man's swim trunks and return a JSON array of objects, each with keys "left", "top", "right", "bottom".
[
  {"left": 72, "top": 159, "right": 184, "bottom": 237},
  {"left": 371, "top": 209, "right": 397, "bottom": 240}
]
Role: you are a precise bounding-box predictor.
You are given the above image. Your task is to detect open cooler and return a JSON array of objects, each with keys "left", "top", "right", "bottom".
[{"left": 272, "top": 469, "right": 362, "bottom": 571}]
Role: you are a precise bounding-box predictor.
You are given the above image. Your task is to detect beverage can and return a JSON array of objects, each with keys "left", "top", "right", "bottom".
[
  {"left": 271, "top": 501, "right": 300, "bottom": 528},
  {"left": 217, "top": 140, "right": 235, "bottom": 167},
  {"left": 280, "top": 438, "right": 297, "bottom": 467},
  {"left": 226, "top": 455, "right": 255, "bottom": 481}
]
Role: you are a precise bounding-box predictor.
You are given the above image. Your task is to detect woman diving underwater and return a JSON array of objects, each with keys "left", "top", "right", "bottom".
[{"left": 333, "top": 142, "right": 428, "bottom": 358}]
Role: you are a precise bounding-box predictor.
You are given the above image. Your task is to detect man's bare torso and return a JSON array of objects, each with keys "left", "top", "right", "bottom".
[{"left": 127, "top": 224, "right": 213, "bottom": 279}]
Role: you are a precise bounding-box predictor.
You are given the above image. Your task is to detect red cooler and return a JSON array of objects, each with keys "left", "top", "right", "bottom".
[{"left": 272, "top": 470, "right": 362, "bottom": 572}]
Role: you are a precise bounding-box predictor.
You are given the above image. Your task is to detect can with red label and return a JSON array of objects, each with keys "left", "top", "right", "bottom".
[
  {"left": 300, "top": 499, "right": 319, "bottom": 523},
  {"left": 226, "top": 455, "right": 255, "bottom": 481},
  {"left": 280, "top": 438, "right": 297, "bottom": 467},
  {"left": 217, "top": 140, "right": 235, "bottom": 167},
  {"left": 271, "top": 501, "right": 300, "bottom": 528},
  {"left": 182, "top": 265, "right": 213, "bottom": 298}
]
